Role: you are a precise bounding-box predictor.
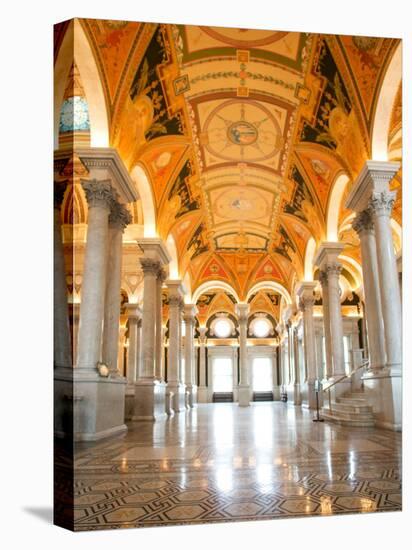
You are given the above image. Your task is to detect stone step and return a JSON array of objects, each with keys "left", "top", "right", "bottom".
[
  {"left": 321, "top": 407, "right": 375, "bottom": 422},
  {"left": 330, "top": 402, "right": 373, "bottom": 414},
  {"left": 336, "top": 397, "right": 368, "bottom": 406},
  {"left": 320, "top": 409, "right": 375, "bottom": 428}
]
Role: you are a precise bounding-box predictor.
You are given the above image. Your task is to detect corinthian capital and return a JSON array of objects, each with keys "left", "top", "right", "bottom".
[
  {"left": 140, "top": 257, "right": 161, "bottom": 275},
  {"left": 326, "top": 262, "right": 342, "bottom": 277},
  {"left": 109, "top": 202, "right": 132, "bottom": 231},
  {"left": 352, "top": 209, "right": 374, "bottom": 235},
  {"left": 299, "top": 296, "right": 315, "bottom": 312},
  {"left": 81, "top": 179, "right": 118, "bottom": 210},
  {"left": 169, "top": 295, "right": 183, "bottom": 309},
  {"left": 318, "top": 269, "right": 328, "bottom": 287},
  {"left": 157, "top": 268, "right": 168, "bottom": 283},
  {"left": 368, "top": 190, "right": 396, "bottom": 218}
]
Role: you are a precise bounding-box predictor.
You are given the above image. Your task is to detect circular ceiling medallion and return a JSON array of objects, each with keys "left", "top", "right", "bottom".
[
  {"left": 204, "top": 99, "right": 282, "bottom": 163},
  {"left": 215, "top": 188, "right": 269, "bottom": 220},
  {"left": 201, "top": 26, "right": 289, "bottom": 48},
  {"left": 228, "top": 121, "right": 258, "bottom": 146}
]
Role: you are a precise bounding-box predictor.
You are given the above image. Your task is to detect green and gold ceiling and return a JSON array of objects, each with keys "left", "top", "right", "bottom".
[{"left": 55, "top": 20, "right": 401, "bottom": 302}]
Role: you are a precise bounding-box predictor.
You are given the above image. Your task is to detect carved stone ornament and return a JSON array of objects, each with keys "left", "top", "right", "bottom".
[
  {"left": 96, "top": 361, "right": 110, "bottom": 377},
  {"left": 368, "top": 190, "right": 396, "bottom": 218},
  {"left": 81, "top": 178, "right": 118, "bottom": 210},
  {"left": 140, "top": 257, "right": 161, "bottom": 275},
  {"left": 299, "top": 296, "right": 315, "bottom": 312},
  {"left": 318, "top": 269, "right": 328, "bottom": 287},
  {"left": 109, "top": 201, "right": 132, "bottom": 230},
  {"left": 169, "top": 295, "right": 183, "bottom": 308},
  {"left": 54, "top": 179, "right": 68, "bottom": 209},
  {"left": 157, "top": 268, "right": 168, "bottom": 282},
  {"left": 326, "top": 262, "right": 342, "bottom": 277},
  {"left": 352, "top": 209, "right": 374, "bottom": 235}
]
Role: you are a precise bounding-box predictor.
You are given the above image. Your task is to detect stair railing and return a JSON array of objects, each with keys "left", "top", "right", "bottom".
[{"left": 322, "top": 349, "right": 370, "bottom": 412}]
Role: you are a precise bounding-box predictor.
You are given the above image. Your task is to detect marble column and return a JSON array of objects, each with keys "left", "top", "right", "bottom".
[
  {"left": 292, "top": 325, "right": 301, "bottom": 405},
  {"left": 133, "top": 258, "right": 166, "bottom": 420},
  {"left": 236, "top": 303, "right": 250, "bottom": 406},
  {"left": 272, "top": 346, "right": 280, "bottom": 400},
  {"left": 102, "top": 202, "right": 132, "bottom": 375},
  {"left": 352, "top": 210, "right": 386, "bottom": 370},
  {"left": 297, "top": 282, "right": 318, "bottom": 409},
  {"left": 183, "top": 304, "right": 198, "bottom": 407},
  {"left": 314, "top": 243, "right": 346, "bottom": 381},
  {"left": 167, "top": 280, "right": 186, "bottom": 412},
  {"left": 77, "top": 180, "right": 115, "bottom": 372},
  {"left": 345, "top": 160, "right": 401, "bottom": 429},
  {"left": 155, "top": 269, "right": 167, "bottom": 380},
  {"left": 54, "top": 181, "right": 72, "bottom": 370},
  {"left": 319, "top": 270, "right": 333, "bottom": 379},
  {"left": 73, "top": 179, "right": 127, "bottom": 440},
  {"left": 197, "top": 327, "right": 208, "bottom": 403},
  {"left": 369, "top": 191, "right": 401, "bottom": 372},
  {"left": 124, "top": 304, "right": 141, "bottom": 420}
]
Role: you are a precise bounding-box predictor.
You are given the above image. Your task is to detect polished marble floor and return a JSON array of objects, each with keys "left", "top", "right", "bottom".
[{"left": 62, "top": 403, "right": 402, "bottom": 530}]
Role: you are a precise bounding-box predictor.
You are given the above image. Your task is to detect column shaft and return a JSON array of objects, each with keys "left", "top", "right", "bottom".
[
  {"left": 327, "top": 264, "right": 345, "bottom": 376},
  {"left": 139, "top": 259, "right": 160, "bottom": 379},
  {"left": 54, "top": 184, "right": 72, "bottom": 369},
  {"left": 369, "top": 191, "right": 402, "bottom": 371},
  {"left": 77, "top": 181, "right": 114, "bottom": 370},
  {"left": 319, "top": 271, "right": 333, "bottom": 378},
  {"left": 353, "top": 211, "right": 386, "bottom": 369}
]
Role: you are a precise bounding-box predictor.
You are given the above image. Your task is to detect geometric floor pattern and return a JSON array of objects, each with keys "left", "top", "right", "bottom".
[{"left": 63, "top": 403, "right": 402, "bottom": 530}]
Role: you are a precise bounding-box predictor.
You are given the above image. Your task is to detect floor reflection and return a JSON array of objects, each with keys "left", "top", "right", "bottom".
[{"left": 69, "top": 402, "right": 402, "bottom": 531}]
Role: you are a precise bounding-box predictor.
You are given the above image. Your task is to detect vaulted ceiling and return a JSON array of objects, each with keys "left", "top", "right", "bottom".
[{"left": 55, "top": 20, "right": 401, "bottom": 302}]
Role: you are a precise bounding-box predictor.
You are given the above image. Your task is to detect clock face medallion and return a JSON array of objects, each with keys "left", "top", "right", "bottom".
[{"left": 59, "top": 96, "right": 90, "bottom": 132}]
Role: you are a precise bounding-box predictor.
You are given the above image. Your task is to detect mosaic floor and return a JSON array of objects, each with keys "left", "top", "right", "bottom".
[{"left": 63, "top": 403, "right": 402, "bottom": 530}]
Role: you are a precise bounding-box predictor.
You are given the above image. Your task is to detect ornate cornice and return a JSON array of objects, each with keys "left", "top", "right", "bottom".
[
  {"left": 352, "top": 209, "right": 374, "bottom": 235},
  {"left": 81, "top": 179, "right": 118, "bottom": 210},
  {"left": 368, "top": 190, "right": 396, "bottom": 218}
]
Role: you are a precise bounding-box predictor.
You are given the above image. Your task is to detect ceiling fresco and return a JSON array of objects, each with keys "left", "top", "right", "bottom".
[{"left": 58, "top": 20, "right": 401, "bottom": 305}]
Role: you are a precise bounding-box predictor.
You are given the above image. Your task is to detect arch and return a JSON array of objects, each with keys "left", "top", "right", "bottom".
[
  {"left": 192, "top": 281, "right": 240, "bottom": 305},
  {"left": 371, "top": 42, "right": 402, "bottom": 161},
  {"left": 303, "top": 237, "right": 317, "bottom": 281},
  {"left": 246, "top": 281, "right": 292, "bottom": 305},
  {"left": 130, "top": 164, "right": 157, "bottom": 237},
  {"left": 326, "top": 173, "right": 350, "bottom": 241},
  {"left": 166, "top": 234, "right": 180, "bottom": 280},
  {"left": 339, "top": 255, "right": 362, "bottom": 289},
  {"left": 54, "top": 19, "right": 109, "bottom": 149},
  {"left": 182, "top": 272, "right": 192, "bottom": 304},
  {"left": 390, "top": 218, "right": 402, "bottom": 252}
]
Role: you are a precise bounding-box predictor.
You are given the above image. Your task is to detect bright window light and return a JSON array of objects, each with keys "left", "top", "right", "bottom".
[
  {"left": 213, "top": 357, "right": 233, "bottom": 392},
  {"left": 253, "top": 318, "right": 271, "bottom": 338},
  {"left": 252, "top": 357, "right": 272, "bottom": 391},
  {"left": 214, "top": 318, "right": 232, "bottom": 338}
]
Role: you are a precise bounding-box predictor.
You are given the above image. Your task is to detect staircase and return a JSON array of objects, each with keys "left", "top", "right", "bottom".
[{"left": 321, "top": 388, "right": 375, "bottom": 427}]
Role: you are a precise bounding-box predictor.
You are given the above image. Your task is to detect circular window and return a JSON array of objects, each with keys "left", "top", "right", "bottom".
[
  {"left": 213, "top": 318, "right": 233, "bottom": 338},
  {"left": 252, "top": 317, "right": 271, "bottom": 338}
]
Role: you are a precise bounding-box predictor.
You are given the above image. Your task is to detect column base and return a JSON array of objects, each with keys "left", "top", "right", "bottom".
[
  {"left": 286, "top": 383, "right": 301, "bottom": 405},
  {"left": 185, "top": 384, "right": 197, "bottom": 407},
  {"left": 132, "top": 379, "right": 167, "bottom": 421},
  {"left": 54, "top": 367, "right": 127, "bottom": 441},
  {"left": 272, "top": 385, "right": 281, "bottom": 401},
  {"left": 362, "top": 368, "right": 402, "bottom": 431},
  {"left": 167, "top": 383, "right": 186, "bottom": 412},
  {"left": 238, "top": 385, "right": 250, "bottom": 407},
  {"left": 197, "top": 385, "right": 208, "bottom": 403},
  {"left": 124, "top": 384, "right": 135, "bottom": 421}
]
